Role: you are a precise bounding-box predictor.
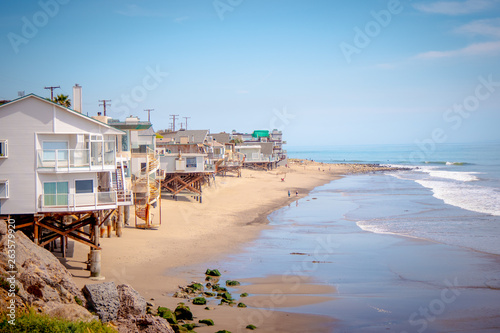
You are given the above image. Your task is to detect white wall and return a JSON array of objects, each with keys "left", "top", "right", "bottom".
[{"left": 0, "top": 96, "right": 122, "bottom": 215}]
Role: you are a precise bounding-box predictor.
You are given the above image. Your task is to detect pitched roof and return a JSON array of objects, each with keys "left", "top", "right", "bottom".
[
  {"left": 211, "top": 132, "right": 231, "bottom": 144},
  {"left": 0, "top": 93, "right": 125, "bottom": 135},
  {"left": 159, "top": 130, "right": 209, "bottom": 144}
]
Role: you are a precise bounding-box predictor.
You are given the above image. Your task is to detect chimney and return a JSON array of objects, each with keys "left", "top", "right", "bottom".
[{"left": 73, "top": 84, "right": 82, "bottom": 113}]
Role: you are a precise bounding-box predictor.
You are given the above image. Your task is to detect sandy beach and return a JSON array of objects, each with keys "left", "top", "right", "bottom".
[{"left": 62, "top": 161, "right": 397, "bottom": 332}]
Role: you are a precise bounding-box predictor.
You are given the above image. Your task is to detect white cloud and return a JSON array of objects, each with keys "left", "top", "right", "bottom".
[
  {"left": 455, "top": 18, "right": 500, "bottom": 38},
  {"left": 413, "top": 0, "right": 498, "bottom": 15},
  {"left": 415, "top": 41, "right": 500, "bottom": 59}
]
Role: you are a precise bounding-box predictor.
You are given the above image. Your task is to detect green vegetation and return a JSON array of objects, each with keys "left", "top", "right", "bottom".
[
  {"left": 246, "top": 324, "right": 257, "bottom": 330},
  {"left": 188, "top": 283, "right": 204, "bottom": 291},
  {"left": 225, "top": 280, "right": 240, "bottom": 286},
  {"left": 237, "top": 303, "right": 247, "bottom": 308},
  {"left": 174, "top": 303, "right": 193, "bottom": 321},
  {"left": 240, "top": 293, "right": 248, "bottom": 297},
  {"left": 0, "top": 276, "right": 19, "bottom": 293},
  {"left": 157, "top": 306, "right": 177, "bottom": 324},
  {"left": 0, "top": 309, "right": 115, "bottom": 333},
  {"left": 192, "top": 297, "right": 207, "bottom": 305},
  {"left": 205, "top": 269, "right": 221, "bottom": 277},
  {"left": 74, "top": 296, "right": 83, "bottom": 306},
  {"left": 199, "top": 318, "right": 214, "bottom": 326}
]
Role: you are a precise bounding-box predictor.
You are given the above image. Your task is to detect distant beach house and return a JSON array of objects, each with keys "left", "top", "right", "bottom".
[{"left": 0, "top": 93, "right": 129, "bottom": 216}]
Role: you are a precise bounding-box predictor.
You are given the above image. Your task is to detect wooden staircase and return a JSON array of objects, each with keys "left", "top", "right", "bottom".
[{"left": 134, "top": 148, "right": 161, "bottom": 229}]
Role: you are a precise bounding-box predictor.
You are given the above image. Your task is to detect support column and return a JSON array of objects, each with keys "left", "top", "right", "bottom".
[
  {"left": 90, "top": 249, "right": 102, "bottom": 279},
  {"left": 124, "top": 205, "right": 130, "bottom": 226},
  {"left": 116, "top": 205, "right": 123, "bottom": 237}
]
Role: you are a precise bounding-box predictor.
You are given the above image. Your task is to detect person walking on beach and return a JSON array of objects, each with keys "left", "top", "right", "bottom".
[
  {"left": 288, "top": 190, "right": 291, "bottom": 197},
  {"left": 295, "top": 190, "right": 298, "bottom": 196}
]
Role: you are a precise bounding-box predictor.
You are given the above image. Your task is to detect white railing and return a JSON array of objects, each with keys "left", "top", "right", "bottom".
[
  {"left": 117, "top": 189, "right": 133, "bottom": 204},
  {"left": 37, "top": 148, "right": 116, "bottom": 171},
  {"left": 39, "top": 191, "right": 117, "bottom": 212}
]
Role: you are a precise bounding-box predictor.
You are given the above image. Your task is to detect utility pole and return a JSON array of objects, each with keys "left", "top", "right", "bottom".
[
  {"left": 183, "top": 117, "right": 191, "bottom": 130},
  {"left": 144, "top": 109, "right": 154, "bottom": 122},
  {"left": 169, "top": 114, "right": 179, "bottom": 131},
  {"left": 98, "top": 100, "right": 111, "bottom": 116},
  {"left": 44, "top": 86, "right": 60, "bottom": 100}
]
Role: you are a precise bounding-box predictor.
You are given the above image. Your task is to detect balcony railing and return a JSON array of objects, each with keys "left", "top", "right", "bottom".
[
  {"left": 37, "top": 148, "right": 116, "bottom": 171},
  {"left": 39, "top": 191, "right": 117, "bottom": 212},
  {"left": 117, "top": 189, "right": 133, "bottom": 205}
]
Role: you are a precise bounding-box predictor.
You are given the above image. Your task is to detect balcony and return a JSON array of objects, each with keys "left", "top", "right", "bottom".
[
  {"left": 37, "top": 148, "right": 116, "bottom": 172},
  {"left": 38, "top": 191, "right": 117, "bottom": 212}
]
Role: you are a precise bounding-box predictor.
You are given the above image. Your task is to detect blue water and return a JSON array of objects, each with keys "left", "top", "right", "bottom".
[{"left": 289, "top": 142, "right": 500, "bottom": 254}]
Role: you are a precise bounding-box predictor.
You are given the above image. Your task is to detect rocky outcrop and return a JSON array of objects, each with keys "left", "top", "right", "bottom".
[
  {"left": 0, "top": 219, "right": 88, "bottom": 319},
  {"left": 84, "top": 281, "right": 174, "bottom": 332},
  {"left": 117, "top": 283, "right": 147, "bottom": 318},
  {"left": 83, "top": 282, "right": 120, "bottom": 322}
]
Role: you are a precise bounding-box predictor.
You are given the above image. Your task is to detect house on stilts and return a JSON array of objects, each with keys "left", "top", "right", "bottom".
[{"left": 0, "top": 90, "right": 131, "bottom": 277}]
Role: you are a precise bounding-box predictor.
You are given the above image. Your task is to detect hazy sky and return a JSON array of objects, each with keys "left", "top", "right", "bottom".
[{"left": 1, "top": 0, "right": 499, "bottom": 146}]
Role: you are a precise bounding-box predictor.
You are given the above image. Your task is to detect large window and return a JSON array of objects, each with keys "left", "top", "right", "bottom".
[
  {"left": 0, "top": 140, "right": 7, "bottom": 158},
  {"left": 75, "top": 179, "right": 93, "bottom": 194},
  {"left": 43, "top": 141, "right": 68, "bottom": 161},
  {"left": 0, "top": 180, "right": 8, "bottom": 199},
  {"left": 43, "top": 181, "right": 68, "bottom": 206},
  {"left": 186, "top": 157, "right": 197, "bottom": 168}
]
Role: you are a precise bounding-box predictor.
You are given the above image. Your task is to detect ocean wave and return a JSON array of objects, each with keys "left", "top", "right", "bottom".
[
  {"left": 423, "top": 161, "right": 472, "bottom": 166},
  {"left": 425, "top": 170, "right": 480, "bottom": 182},
  {"left": 415, "top": 179, "right": 500, "bottom": 216}
]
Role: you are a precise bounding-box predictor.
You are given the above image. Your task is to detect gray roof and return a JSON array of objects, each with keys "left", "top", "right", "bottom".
[
  {"left": 160, "top": 129, "right": 209, "bottom": 144},
  {"left": 211, "top": 132, "right": 231, "bottom": 144}
]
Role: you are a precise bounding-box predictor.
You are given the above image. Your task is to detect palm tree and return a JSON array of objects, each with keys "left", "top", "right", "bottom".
[{"left": 53, "top": 94, "right": 71, "bottom": 108}]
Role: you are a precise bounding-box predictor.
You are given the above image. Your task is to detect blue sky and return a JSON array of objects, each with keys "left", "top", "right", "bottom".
[{"left": 1, "top": 0, "right": 499, "bottom": 146}]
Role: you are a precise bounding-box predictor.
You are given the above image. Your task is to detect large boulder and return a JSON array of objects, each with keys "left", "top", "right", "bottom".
[
  {"left": 0, "top": 219, "right": 86, "bottom": 308},
  {"left": 117, "top": 283, "right": 147, "bottom": 318},
  {"left": 115, "top": 314, "right": 175, "bottom": 333},
  {"left": 83, "top": 282, "right": 120, "bottom": 322},
  {"left": 40, "top": 301, "right": 96, "bottom": 322}
]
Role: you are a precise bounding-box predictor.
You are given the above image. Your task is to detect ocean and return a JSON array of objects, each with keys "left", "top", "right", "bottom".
[
  {"left": 289, "top": 142, "right": 500, "bottom": 255},
  {"left": 169, "top": 142, "right": 500, "bottom": 332}
]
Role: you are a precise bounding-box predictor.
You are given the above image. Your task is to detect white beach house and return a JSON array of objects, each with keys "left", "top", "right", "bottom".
[{"left": 0, "top": 94, "right": 127, "bottom": 215}]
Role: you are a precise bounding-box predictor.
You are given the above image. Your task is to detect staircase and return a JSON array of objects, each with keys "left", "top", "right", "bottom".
[
  {"left": 134, "top": 148, "right": 161, "bottom": 228},
  {"left": 112, "top": 159, "right": 132, "bottom": 204}
]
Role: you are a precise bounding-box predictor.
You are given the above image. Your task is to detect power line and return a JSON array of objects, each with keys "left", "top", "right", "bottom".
[
  {"left": 169, "top": 114, "right": 179, "bottom": 131},
  {"left": 98, "top": 100, "right": 111, "bottom": 116},
  {"left": 144, "top": 109, "right": 154, "bottom": 122},
  {"left": 183, "top": 117, "right": 191, "bottom": 130},
  {"left": 44, "top": 86, "right": 60, "bottom": 100}
]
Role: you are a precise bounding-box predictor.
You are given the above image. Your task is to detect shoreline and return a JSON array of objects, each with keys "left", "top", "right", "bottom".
[{"left": 64, "top": 161, "right": 397, "bottom": 332}]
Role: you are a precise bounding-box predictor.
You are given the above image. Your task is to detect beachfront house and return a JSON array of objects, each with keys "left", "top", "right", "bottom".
[
  {"left": 0, "top": 92, "right": 129, "bottom": 264},
  {"left": 0, "top": 93, "right": 128, "bottom": 215},
  {"left": 107, "top": 116, "right": 161, "bottom": 228}
]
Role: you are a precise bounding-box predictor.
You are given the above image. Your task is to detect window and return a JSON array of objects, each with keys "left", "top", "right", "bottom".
[
  {"left": 186, "top": 157, "right": 197, "bottom": 168},
  {"left": 75, "top": 179, "right": 93, "bottom": 194},
  {"left": 43, "top": 181, "right": 68, "bottom": 206},
  {"left": 0, "top": 140, "right": 7, "bottom": 158},
  {"left": 43, "top": 141, "right": 68, "bottom": 161},
  {"left": 141, "top": 162, "right": 147, "bottom": 172},
  {"left": 0, "top": 180, "right": 8, "bottom": 199}
]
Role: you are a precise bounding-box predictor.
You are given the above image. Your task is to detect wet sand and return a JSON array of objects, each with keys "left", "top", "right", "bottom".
[{"left": 64, "top": 161, "right": 396, "bottom": 332}]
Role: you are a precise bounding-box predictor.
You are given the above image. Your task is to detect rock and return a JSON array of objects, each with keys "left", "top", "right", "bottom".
[
  {"left": 115, "top": 313, "right": 175, "bottom": 333},
  {"left": 0, "top": 220, "right": 86, "bottom": 308},
  {"left": 205, "top": 269, "right": 221, "bottom": 277},
  {"left": 188, "top": 282, "right": 203, "bottom": 291},
  {"left": 237, "top": 302, "right": 247, "bottom": 308},
  {"left": 157, "top": 306, "right": 177, "bottom": 325},
  {"left": 192, "top": 297, "right": 206, "bottom": 305},
  {"left": 174, "top": 303, "right": 193, "bottom": 321},
  {"left": 218, "top": 291, "right": 233, "bottom": 300},
  {"left": 240, "top": 293, "right": 248, "bottom": 297},
  {"left": 41, "top": 301, "right": 96, "bottom": 322},
  {"left": 147, "top": 301, "right": 154, "bottom": 307},
  {"left": 225, "top": 280, "right": 240, "bottom": 286},
  {"left": 246, "top": 324, "right": 257, "bottom": 330},
  {"left": 117, "top": 284, "right": 147, "bottom": 319},
  {"left": 199, "top": 319, "right": 214, "bottom": 326},
  {"left": 83, "top": 282, "right": 120, "bottom": 322},
  {"left": 216, "top": 330, "right": 232, "bottom": 333}
]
